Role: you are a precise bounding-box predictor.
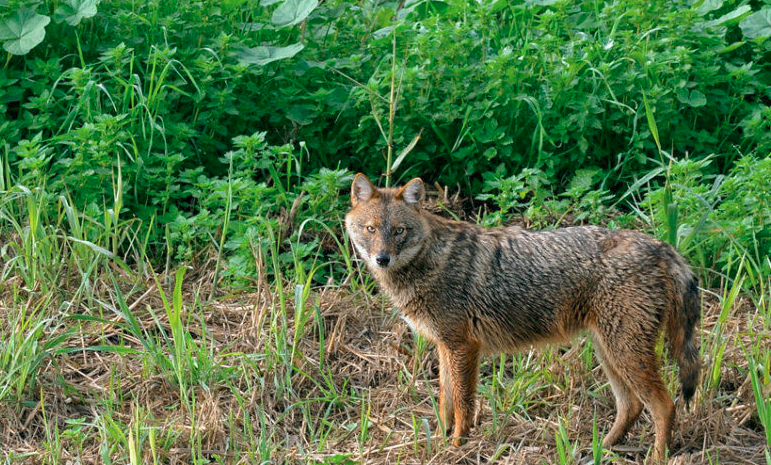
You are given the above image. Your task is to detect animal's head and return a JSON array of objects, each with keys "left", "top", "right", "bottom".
[{"left": 345, "top": 173, "right": 428, "bottom": 271}]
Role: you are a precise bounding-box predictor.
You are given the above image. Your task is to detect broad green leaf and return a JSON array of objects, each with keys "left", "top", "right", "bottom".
[
  {"left": 286, "top": 104, "right": 318, "bottom": 125},
  {"left": 695, "top": 0, "right": 723, "bottom": 16},
  {"left": 567, "top": 167, "right": 601, "bottom": 193},
  {"left": 740, "top": 8, "right": 771, "bottom": 38},
  {"left": 374, "top": 8, "right": 396, "bottom": 28},
  {"left": 675, "top": 88, "right": 707, "bottom": 107},
  {"left": 701, "top": 5, "right": 751, "bottom": 28},
  {"left": 271, "top": 0, "right": 318, "bottom": 28},
  {"left": 54, "top": 0, "right": 98, "bottom": 26},
  {"left": 525, "top": 0, "right": 562, "bottom": 6},
  {"left": 0, "top": 7, "right": 50, "bottom": 55},
  {"left": 373, "top": 26, "right": 395, "bottom": 40},
  {"left": 688, "top": 90, "right": 707, "bottom": 107},
  {"left": 397, "top": 0, "right": 448, "bottom": 20},
  {"left": 675, "top": 87, "right": 688, "bottom": 103},
  {"left": 235, "top": 43, "right": 304, "bottom": 66}
]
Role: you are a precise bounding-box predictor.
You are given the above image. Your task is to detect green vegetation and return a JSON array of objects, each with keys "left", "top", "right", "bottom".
[{"left": 1, "top": 0, "right": 770, "bottom": 463}]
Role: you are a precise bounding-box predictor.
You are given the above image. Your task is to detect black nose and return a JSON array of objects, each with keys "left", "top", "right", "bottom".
[{"left": 375, "top": 254, "right": 391, "bottom": 267}]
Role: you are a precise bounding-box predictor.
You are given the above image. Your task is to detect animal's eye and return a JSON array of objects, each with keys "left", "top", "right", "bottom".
[
  {"left": 394, "top": 227, "right": 405, "bottom": 235},
  {"left": 366, "top": 225, "right": 376, "bottom": 233}
]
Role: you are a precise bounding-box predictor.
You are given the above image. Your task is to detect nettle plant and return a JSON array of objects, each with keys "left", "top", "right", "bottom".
[
  {"left": 2, "top": 0, "right": 771, "bottom": 290},
  {"left": 341, "top": 0, "right": 771, "bottom": 191},
  {"left": 639, "top": 153, "right": 771, "bottom": 293},
  {"left": 1, "top": 0, "right": 331, "bottom": 276}
]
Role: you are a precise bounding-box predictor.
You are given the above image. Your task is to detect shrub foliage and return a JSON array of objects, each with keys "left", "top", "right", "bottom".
[{"left": 1, "top": 0, "right": 770, "bottom": 286}]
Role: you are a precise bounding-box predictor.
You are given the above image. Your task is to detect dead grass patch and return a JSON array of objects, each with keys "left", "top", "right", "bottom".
[{"left": 0, "top": 276, "right": 768, "bottom": 464}]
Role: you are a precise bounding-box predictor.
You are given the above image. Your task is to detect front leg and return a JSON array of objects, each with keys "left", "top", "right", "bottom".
[
  {"left": 436, "top": 344, "right": 454, "bottom": 436},
  {"left": 449, "top": 343, "right": 480, "bottom": 446}
]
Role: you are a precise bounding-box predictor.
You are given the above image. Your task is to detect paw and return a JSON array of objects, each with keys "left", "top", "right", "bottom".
[
  {"left": 601, "top": 435, "right": 617, "bottom": 449},
  {"left": 473, "top": 400, "right": 482, "bottom": 426},
  {"left": 648, "top": 448, "right": 668, "bottom": 465},
  {"left": 434, "top": 425, "right": 451, "bottom": 438},
  {"left": 450, "top": 436, "right": 467, "bottom": 447}
]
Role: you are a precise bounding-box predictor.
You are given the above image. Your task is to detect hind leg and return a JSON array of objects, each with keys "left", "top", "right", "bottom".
[
  {"left": 593, "top": 338, "right": 644, "bottom": 448},
  {"left": 606, "top": 345, "right": 674, "bottom": 463},
  {"left": 591, "top": 268, "right": 676, "bottom": 462},
  {"left": 632, "top": 366, "right": 675, "bottom": 464}
]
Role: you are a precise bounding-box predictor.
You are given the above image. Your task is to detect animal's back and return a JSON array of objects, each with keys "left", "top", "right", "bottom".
[{"left": 384, "top": 220, "right": 677, "bottom": 353}]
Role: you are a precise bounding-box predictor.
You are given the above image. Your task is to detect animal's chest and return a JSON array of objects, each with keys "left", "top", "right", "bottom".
[
  {"left": 381, "top": 280, "right": 442, "bottom": 342},
  {"left": 400, "top": 312, "right": 440, "bottom": 342}
]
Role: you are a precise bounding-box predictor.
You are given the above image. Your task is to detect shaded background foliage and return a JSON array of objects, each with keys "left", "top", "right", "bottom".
[{"left": 1, "top": 0, "right": 770, "bottom": 286}]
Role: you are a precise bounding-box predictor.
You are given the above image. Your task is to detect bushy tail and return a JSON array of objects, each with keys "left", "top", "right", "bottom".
[{"left": 667, "top": 254, "right": 701, "bottom": 406}]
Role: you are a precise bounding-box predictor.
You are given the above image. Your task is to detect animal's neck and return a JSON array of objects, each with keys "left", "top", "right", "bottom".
[{"left": 376, "top": 242, "right": 430, "bottom": 285}]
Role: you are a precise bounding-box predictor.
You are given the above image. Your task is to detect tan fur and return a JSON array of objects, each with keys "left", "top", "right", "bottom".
[{"left": 345, "top": 174, "right": 701, "bottom": 463}]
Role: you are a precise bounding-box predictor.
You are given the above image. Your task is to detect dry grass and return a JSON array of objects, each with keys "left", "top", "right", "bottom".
[{"left": 1, "top": 273, "right": 768, "bottom": 464}]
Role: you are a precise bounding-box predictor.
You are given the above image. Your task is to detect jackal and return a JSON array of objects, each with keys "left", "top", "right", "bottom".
[{"left": 345, "top": 174, "right": 701, "bottom": 462}]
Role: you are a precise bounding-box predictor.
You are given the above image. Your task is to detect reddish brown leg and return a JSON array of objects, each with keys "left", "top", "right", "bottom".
[
  {"left": 449, "top": 343, "right": 480, "bottom": 446},
  {"left": 594, "top": 339, "right": 644, "bottom": 448},
  {"left": 613, "top": 351, "right": 675, "bottom": 463},
  {"left": 436, "top": 344, "right": 454, "bottom": 436}
]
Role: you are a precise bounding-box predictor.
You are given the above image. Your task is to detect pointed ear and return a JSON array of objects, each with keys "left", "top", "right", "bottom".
[
  {"left": 396, "top": 177, "right": 425, "bottom": 206},
  {"left": 351, "top": 173, "right": 378, "bottom": 206}
]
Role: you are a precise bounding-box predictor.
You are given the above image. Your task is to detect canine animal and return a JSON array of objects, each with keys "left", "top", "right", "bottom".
[{"left": 344, "top": 174, "right": 700, "bottom": 463}]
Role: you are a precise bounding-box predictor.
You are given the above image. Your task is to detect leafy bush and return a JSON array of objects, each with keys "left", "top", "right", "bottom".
[
  {"left": 639, "top": 153, "right": 771, "bottom": 292},
  {"left": 1, "top": 0, "right": 770, "bottom": 287}
]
